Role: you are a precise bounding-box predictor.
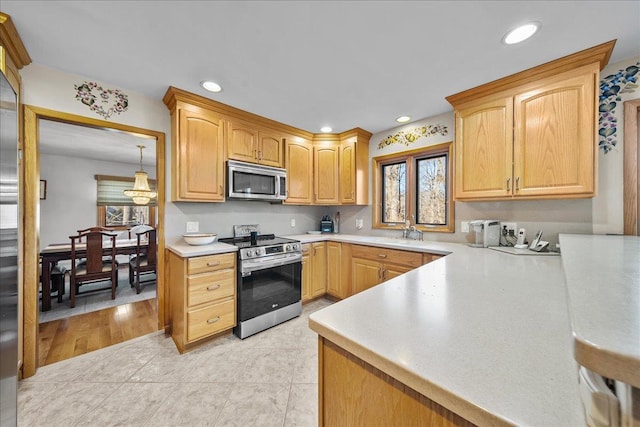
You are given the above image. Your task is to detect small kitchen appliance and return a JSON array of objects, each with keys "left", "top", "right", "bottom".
[
  {"left": 320, "top": 215, "right": 334, "bottom": 233},
  {"left": 219, "top": 225, "right": 302, "bottom": 339},
  {"left": 468, "top": 220, "right": 500, "bottom": 247}
]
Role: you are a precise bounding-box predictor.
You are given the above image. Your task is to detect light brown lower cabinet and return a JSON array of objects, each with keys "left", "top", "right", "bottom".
[
  {"left": 318, "top": 337, "right": 475, "bottom": 426},
  {"left": 326, "top": 242, "right": 350, "bottom": 299},
  {"left": 351, "top": 244, "right": 424, "bottom": 295},
  {"left": 302, "top": 242, "right": 327, "bottom": 302},
  {"left": 168, "top": 251, "right": 237, "bottom": 352}
]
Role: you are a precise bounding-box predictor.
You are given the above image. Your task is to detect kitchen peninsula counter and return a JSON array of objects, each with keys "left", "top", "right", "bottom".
[{"left": 302, "top": 233, "right": 586, "bottom": 426}]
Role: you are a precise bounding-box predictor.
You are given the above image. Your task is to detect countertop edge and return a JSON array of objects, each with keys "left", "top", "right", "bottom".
[
  {"left": 574, "top": 334, "right": 640, "bottom": 388},
  {"left": 166, "top": 242, "right": 238, "bottom": 257},
  {"left": 308, "top": 316, "right": 515, "bottom": 427}
]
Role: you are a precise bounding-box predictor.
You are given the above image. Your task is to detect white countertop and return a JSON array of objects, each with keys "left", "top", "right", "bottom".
[
  {"left": 560, "top": 233, "right": 640, "bottom": 388},
  {"left": 166, "top": 240, "right": 238, "bottom": 257},
  {"left": 306, "top": 233, "right": 585, "bottom": 426}
]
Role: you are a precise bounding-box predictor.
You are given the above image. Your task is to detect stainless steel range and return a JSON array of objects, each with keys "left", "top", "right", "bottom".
[{"left": 220, "top": 225, "right": 302, "bottom": 339}]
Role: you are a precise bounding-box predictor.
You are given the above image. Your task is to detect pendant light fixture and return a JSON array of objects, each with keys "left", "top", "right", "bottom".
[{"left": 124, "top": 145, "right": 157, "bottom": 205}]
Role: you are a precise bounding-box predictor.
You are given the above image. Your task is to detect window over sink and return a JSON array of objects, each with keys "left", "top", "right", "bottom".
[{"left": 373, "top": 141, "right": 454, "bottom": 233}]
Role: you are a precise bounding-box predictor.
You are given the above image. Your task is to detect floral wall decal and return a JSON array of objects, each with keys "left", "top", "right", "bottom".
[
  {"left": 74, "top": 81, "right": 129, "bottom": 120},
  {"left": 378, "top": 124, "right": 448, "bottom": 150},
  {"left": 599, "top": 62, "right": 639, "bottom": 154}
]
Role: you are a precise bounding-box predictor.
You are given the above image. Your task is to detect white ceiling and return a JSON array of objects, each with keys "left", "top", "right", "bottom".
[{"left": 3, "top": 1, "right": 640, "bottom": 137}]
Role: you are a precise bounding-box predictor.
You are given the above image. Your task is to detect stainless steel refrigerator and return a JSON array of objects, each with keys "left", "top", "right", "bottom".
[{"left": 0, "top": 69, "right": 19, "bottom": 425}]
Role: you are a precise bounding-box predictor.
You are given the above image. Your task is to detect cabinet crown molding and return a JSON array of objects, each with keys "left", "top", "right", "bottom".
[
  {"left": 0, "top": 12, "right": 31, "bottom": 70},
  {"left": 445, "top": 39, "right": 615, "bottom": 107}
]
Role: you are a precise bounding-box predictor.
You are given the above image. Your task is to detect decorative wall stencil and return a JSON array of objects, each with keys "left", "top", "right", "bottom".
[
  {"left": 378, "top": 124, "right": 448, "bottom": 150},
  {"left": 599, "top": 62, "right": 639, "bottom": 154},
  {"left": 74, "top": 81, "right": 129, "bottom": 119}
]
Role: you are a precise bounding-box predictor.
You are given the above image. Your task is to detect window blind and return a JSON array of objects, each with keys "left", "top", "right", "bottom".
[{"left": 95, "top": 175, "right": 157, "bottom": 206}]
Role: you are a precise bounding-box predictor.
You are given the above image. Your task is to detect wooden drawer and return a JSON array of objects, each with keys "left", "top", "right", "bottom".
[
  {"left": 423, "top": 253, "right": 443, "bottom": 264},
  {"left": 351, "top": 245, "right": 422, "bottom": 268},
  {"left": 187, "top": 252, "right": 235, "bottom": 275},
  {"left": 187, "top": 269, "right": 235, "bottom": 307},
  {"left": 187, "top": 297, "right": 235, "bottom": 342}
]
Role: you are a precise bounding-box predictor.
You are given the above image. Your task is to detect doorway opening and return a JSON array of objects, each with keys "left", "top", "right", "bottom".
[{"left": 22, "top": 106, "right": 166, "bottom": 377}]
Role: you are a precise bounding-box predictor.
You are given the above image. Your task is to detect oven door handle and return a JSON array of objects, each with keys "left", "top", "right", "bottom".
[{"left": 241, "top": 254, "right": 302, "bottom": 276}]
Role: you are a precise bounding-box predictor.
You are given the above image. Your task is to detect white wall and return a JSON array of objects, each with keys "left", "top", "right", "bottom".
[
  {"left": 22, "top": 55, "right": 639, "bottom": 249},
  {"left": 592, "top": 56, "right": 640, "bottom": 234},
  {"left": 22, "top": 64, "right": 331, "bottom": 242},
  {"left": 39, "top": 152, "right": 156, "bottom": 249}
]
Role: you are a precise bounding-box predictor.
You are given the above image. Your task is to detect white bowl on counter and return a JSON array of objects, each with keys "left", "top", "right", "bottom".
[{"left": 183, "top": 233, "right": 217, "bottom": 246}]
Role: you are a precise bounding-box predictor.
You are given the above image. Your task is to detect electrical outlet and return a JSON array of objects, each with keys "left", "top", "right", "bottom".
[
  {"left": 461, "top": 221, "right": 469, "bottom": 233},
  {"left": 186, "top": 221, "right": 199, "bottom": 233},
  {"left": 290, "top": 218, "right": 296, "bottom": 227},
  {"left": 355, "top": 218, "right": 364, "bottom": 230},
  {"left": 501, "top": 222, "right": 517, "bottom": 236}
]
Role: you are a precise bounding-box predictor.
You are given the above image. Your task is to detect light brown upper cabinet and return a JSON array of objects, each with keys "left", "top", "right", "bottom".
[
  {"left": 227, "top": 120, "right": 283, "bottom": 167},
  {"left": 169, "top": 101, "right": 226, "bottom": 202},
  {"left": 311, "top": 129, "right": 371, "bottom": 206},
  {"left": 314, "top": 137, "right": 341, "bottom": 205},
  {"left": 284, "top": 136, "right": 314, "bottom": 205},
  {"left": 446, "top": 40, "right": 615, "bottom": 201},
  {"left": 339, "top": 130, "right": 370, "bottom": 205}
]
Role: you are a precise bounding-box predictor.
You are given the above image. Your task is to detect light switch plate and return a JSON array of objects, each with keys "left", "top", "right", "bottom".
[
  {"left": 186, "top": 221, "right": 199, "bottom": 233},
  {"left": 461, "top": 221, "right": 469, "bottom": 233},
  {"left": 290, "top": 218, "right": 296, "bottom": 227}
]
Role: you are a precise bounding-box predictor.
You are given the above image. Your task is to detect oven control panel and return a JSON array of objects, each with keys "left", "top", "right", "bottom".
[{"left": 241, "top": 243, "right": 301, "bottom": 259}]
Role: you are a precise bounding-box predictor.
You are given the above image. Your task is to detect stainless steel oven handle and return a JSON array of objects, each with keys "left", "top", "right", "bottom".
[{"left": 241, "top": 253, "right": 302, "bottom": 275}]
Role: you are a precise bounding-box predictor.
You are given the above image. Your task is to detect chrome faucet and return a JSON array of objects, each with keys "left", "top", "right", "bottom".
[
  {"left": 401, "top": 221, "right": 411, "bottom": 239},
  {"left": 408, "top": 226, "right": 424, "bottom": 241}
]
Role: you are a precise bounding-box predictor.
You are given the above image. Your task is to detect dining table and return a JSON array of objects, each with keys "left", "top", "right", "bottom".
[{"left": 39, "top": 238, "right": 148, "bottom": 311}]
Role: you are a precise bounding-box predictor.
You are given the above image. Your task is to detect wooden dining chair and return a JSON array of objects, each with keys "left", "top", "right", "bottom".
[
  {"left": 129, "top": 227, "right": 157, "bottom": 294},
  {"left": 69, "top": 229, "right": 118, "bottom": 308}
]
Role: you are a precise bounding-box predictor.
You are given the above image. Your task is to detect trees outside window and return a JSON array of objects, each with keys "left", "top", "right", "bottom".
[{"left": 373, "top": 142, "right": 454, "bottom": 233}]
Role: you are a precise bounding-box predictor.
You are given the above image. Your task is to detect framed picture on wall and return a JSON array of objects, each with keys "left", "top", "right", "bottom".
[{"left": 40, "top": 180, "right": 47, "bottom": 200}]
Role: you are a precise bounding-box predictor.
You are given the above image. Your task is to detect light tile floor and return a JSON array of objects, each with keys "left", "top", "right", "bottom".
[{"left": 20, "top": 298, "right": 333, "bottom": 427}]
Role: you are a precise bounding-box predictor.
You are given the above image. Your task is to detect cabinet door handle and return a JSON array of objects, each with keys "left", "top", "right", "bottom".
[
  {"left": 220, "top": 184, "right": 223, "bottom": 194},
  {"left": 377, "top": 254, "right": 387, "bottom": 258},
  {"left": 378, "top": 267, "right": 382, "bottom": 280},
  {"left": 206, "top": 262, "right": 220, "bottom": 267},
  {"left": 515, "top": 177, "right": 520, "bottom": 190},
  {"left": 382, "top": 269, "right": 387, "bottom": 280},
  {"left": 258, "top": 150, "right": 263, "bottom": 160},
  {"left": 207, "top": 317, "right": 220, "bottom": 324},
  {"left": 253, "top": 149, "right": 258, "bottom": 159},
  {"left": 206, "top": 284, "right": 221, "bottom": 291},
  {"left": 506, "top": 177, "right": 511, "bottom": 192}
]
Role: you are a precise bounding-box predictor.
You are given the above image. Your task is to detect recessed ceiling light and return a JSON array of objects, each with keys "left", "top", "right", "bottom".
[
  {"left": 396, "top": 116, "right": 411, "bottom": 123},
  {"left": 502, "top": 22, "right": 541, "bottom": 45},
  {"left": 320, "top": 126, "right": 332, "bottom": 133},
  {"left": 201, "top": 81, "right": 222, "bottom": 92}
]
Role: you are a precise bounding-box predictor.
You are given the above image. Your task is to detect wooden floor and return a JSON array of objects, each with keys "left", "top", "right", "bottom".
[{"left": 38, "top": 298, "right": 158, "bottom": 367}]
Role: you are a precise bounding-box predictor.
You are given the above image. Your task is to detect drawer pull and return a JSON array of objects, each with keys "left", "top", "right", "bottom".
[
  {"left": 206, "top": 284, "right": 221, "bottom": 291},
  {"left": 207, "top": 316, "right": 220, "bottom": 324},
  {"left": 206, "top": 262, "right": 221, "bottom": 267},
  {"left": 377, "top": 254, "right": 387, "bottom": 258}
]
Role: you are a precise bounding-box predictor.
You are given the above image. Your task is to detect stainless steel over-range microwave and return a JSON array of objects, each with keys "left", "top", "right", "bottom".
[{"left": 227, "top": 160, "right": 287, "bottom": 201}]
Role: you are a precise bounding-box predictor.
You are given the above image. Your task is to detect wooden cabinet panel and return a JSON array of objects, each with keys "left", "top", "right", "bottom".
[
  {"left": 314, "top": 145, "right": 340, "bottom": 204},
  {"left": 187, "top": 269, "right": 235, "bottom": 307},
  {"left": 340, "top": 140, "right": 356, "bottom": 204},
  {"left": 310, "top": 242, "right": 327, "bottom": 297},
  {"left": 301, "top": 250, "right": 311, "bottom": 302},
  {"left": 423, "top": 253, "right": 443, "bottom": 264},
  {"left": 513, "top": 68, "right": 596, "bottom": 197},
  {"left": 227, "top": 120, "right": 258, "bottom": 163},
  {"left": 447, "top": 45, "right": 608, "bottom": 201},
  {"left": 383, "top": 264, "right": 413, "bottom": 281},
  {"left": 258, "top": 129, "right": 283, "bottom": 167},
  {"left": 320, "top": 338, "right": 475, "bottom": 426},
  {"left": 188, "top": 252, "right": 236, "bottom": 275},
  {"left": 352, "top": 257, "right": 381, "bottom": 294},
  {"left": 454, "top": 97, "right": 513, "bottom": 199},
  {"left": 187, "top": 298, "right": 235, "bottom": 342},
  {"left": 351, "top": 245, "right": 422, "bottom": 269},
  {"left": 174, "top": 105, "right": 225, "bottom": 201},
  {"left": 169, "top": 251, "right": 236, "bottom": 353},
  {"left": 284, "top": 137, "right": 313, "bottom": 204},
  {"left": 227, "top": 121, "right": 283, "bottom": 167},
  {"left": 327, "top": 241, "right": 349, "bottom": 299}
]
